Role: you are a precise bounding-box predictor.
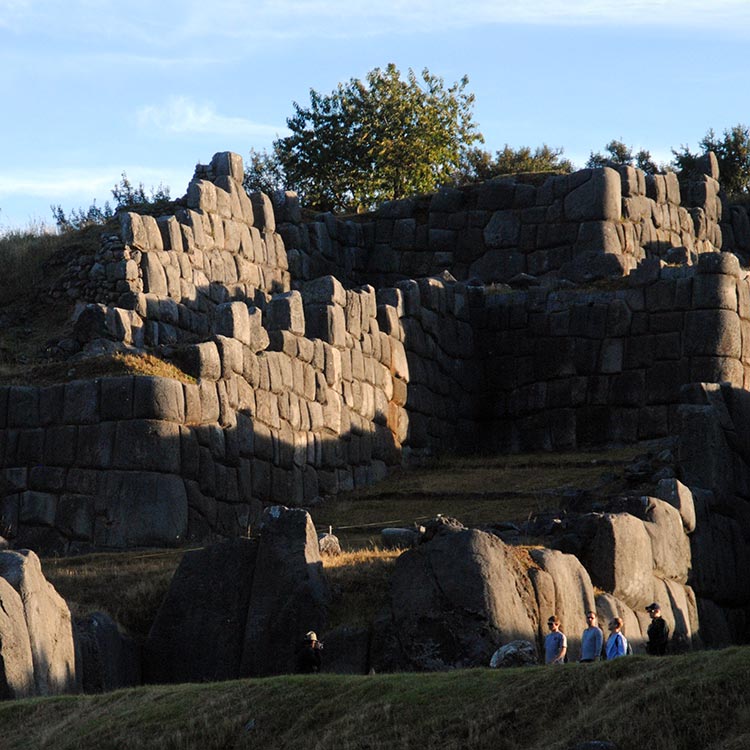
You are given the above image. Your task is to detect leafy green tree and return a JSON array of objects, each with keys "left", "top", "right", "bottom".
[
  {"left": 454, "top": 144, "right": 573, "bottom": 184},
  {"left": 587, "top": 140, "right": 659, "bottom": 174},
  {"left": 243, "top": 147, "right": 287, "bottom": 196},
  {"left": 672, "top": 124, "right": 750, "bottom": 196},
  {"left": 51, "top": 173, "right": 171, "bottom": 232},
  {"left": 271, "top": 64, "right": 482, "bottom": 212}
]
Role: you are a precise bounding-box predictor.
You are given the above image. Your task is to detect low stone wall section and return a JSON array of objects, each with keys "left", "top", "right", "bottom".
[{"left": 277, "top": 162, "right": 722, "bottom": 290}]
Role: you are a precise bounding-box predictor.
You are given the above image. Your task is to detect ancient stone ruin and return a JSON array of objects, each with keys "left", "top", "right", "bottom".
[{"left": 1, "top": 149, "right": 750, "bottom": 690}]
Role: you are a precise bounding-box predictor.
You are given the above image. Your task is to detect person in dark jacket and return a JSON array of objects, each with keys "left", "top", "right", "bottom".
[
  {"left": 295, "top": 630, "right": 323, "bottom": 674},
  {"left": 645, "top": 602, "right": 670, "bottom": 655}
]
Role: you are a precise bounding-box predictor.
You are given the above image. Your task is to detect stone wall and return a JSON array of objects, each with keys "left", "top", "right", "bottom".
[
  {"left": 3, "top": 151, "right": 748, "bottom": 553},
  {"left": 1, "top": 270, "right": 478, "bottom": 552},
  {"left": 675, "top": 382, "right": 750, "bottom": 643},
  {"left": 277, "top": 163, "right": 722, "bottom": 290},
  {"left": 472, "top": 251, "right": 750, "bottom": 452}
]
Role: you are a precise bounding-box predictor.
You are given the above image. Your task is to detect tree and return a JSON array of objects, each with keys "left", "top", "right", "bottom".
[
  {"left": 271, "top": 64, "right": 482, "bottom": 213},
  {"left": 672, "top": 124, "right": 750, "bottom": 196},
  {"left": 454, "top": 144, "right": 573, "bottom": 184},
  {"left": 51, "top": 173, "right": 171, "bottom": 232},
  {"left": 586, "top": 140, "right": 659, "bottom": 174},
  {"left": 243, "top": 147, "right": 287, "bottom": 196}
]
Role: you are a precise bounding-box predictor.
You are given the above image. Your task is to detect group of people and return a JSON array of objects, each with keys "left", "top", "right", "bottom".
[
  {"left": 545, "top": 602, "right": 671, "bottom": 664},
  {"left": 297, "top": 602, "right": 672, "bottom": 674}
]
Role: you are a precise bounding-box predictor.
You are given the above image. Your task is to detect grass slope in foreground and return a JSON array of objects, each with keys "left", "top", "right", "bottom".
[{"left": 0, "top": 648, "right": 748, "bottom": 750}]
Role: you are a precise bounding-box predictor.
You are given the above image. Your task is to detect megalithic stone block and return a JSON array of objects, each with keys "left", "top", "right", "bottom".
[{"left": 0, "top": 550, "right": 76, "bottom": 696}]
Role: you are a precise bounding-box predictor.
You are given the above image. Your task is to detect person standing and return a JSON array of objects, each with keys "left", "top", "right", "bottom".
[
  {"left": 545, "top": 615, "right": 567, "bottom": 665},
  {"left": 645, "top": 602, "right": 670, "bottom": 655},
  {"left": 605, "top": 617, "right": 628, "bottom": 660},
  {"left": 579, "top": 611, "right": 603, "bottom": 662},
  {"left": 295, "top": 630, "right": 323, "bottom": 674}
]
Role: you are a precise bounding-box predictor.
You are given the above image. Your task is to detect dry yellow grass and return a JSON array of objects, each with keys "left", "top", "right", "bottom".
[
  {"left": 43, "top": 549, "right": 185, "bottom": 638},
  {"left": 322, "top": 547, "right": 402, "bottom": 628},
  {"left": 0, "top": 351, "right": 196, "bottom": 386},
  {"left": 0, "top": 225, "right": 61, "bottom": 306},
  {"left": 311, "top": 445, "right": 646, "bottom": 548}
]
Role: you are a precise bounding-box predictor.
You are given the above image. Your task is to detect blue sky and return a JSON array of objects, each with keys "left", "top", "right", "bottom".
[{"left": 1, "top": 0, "right": 750, "bottom": 231}]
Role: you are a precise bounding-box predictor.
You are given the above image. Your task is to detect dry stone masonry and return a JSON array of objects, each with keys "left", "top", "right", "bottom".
[
  {"left": 2, "top": 150, "right": 750, "bottom": 654},
  {"left": 1, "top": 151, "right": 748, "bottom": 553}
]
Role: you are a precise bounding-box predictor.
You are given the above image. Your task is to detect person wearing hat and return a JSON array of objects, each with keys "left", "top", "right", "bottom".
[
  {"left": 295, "top": 630, "right": 323, "bottom": 674},
  {"left": 645, "top": 602, "right": 670, "bottom": 656},
  {"left": 544, "top": 615, "right": 567, "bottom": 665}
]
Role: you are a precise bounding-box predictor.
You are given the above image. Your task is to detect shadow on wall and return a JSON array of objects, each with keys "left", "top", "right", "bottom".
[
  {"left": 677, "top": 381, "right": 750, "bottom": 644},
  {"left": 0, "top": 400, "right": 404, "bottom": 555}
]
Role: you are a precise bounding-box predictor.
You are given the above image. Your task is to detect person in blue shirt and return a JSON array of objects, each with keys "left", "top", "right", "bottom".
[
  {"left": 605, "top": 617, "right": 629, "bottom": 660},
  {"left": 579, "top": 610, "right": 603, "bottom": 662},
  {"left": 545, "top": 615, "right": 567, "bottom": 665}
]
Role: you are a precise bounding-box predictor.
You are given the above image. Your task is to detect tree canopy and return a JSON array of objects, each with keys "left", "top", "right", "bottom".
[
  {"left": 586, "top": 140, "right": 659, "bottom": 174},
  {"left": 51, "top": 173, "right": 172, "bottom": 232},
  {"left": 247, "top": 64, "right": 482, "bottom": 213},
  {"left": 672, "top": 124, "right": 750, "bottom": 196},
  {"left": 453, "top": 144, "right": 573, "bottom": 184}
]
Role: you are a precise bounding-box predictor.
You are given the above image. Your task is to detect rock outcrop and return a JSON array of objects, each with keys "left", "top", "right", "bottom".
[
  {"left": 75, "top": 612, "right": 140, "bottom": 693},
  {"left": 0, "top": 549, "right": 76, "bottom": 696},
  {"left": 144, "top": 538, "right": 258, "bottom": 683},
  {"left": 0, "top": 577, "right": 35, "bottom": 699},
  {"left": 372, "top": 525, "right": 537, "bottom": 671},
  {"left": 241, "top": 507, "right": 329, "bottom": 677},
  {"left": 142, "top": 506, "right": 328, "bottom": 683}
]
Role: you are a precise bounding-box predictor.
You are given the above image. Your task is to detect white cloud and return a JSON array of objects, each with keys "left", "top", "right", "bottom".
[
  {"left": 173, "top": 0, "right": 750, "bottom": 39},
  {"left": 136, "top": 96, "right": 286, "bottom": 139},
  {"left": 0, "top": 170, "right": 114, "bottom": 199},
  {"left": 6, "top": 0, "right": 750, "bottom": 43},
  {"left": 0, "top": 165, "right": 189, "bottom": 201}
]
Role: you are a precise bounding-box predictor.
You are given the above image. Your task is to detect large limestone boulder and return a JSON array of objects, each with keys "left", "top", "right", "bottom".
[
  {"left": 0, "top": 578, "right": 35, "bottom": 699},
  {"left": 75, "top": 612, "right": 140, "bottom": 693},
  {"left": 144, "top": 539, "right": 257, "bottom": 683},
  {"left": 489, "top": 640, "right": 537, "bottom": 668},
  {"left": 0, "top": 550, "right": 76, "bottom": 695},
  {"left": 529, "top": 548, "right": 596, "bottom": 661},
  {"left": 696, "top": 598, "right": 732, "bottom": 648},
  {"left": 319, "top": 625, "right": 370, "bottom": 675},
  {"left": 655, "top": 478, "right": 696, "bottom": 533},
  {"left": 651, "top": 579, "right": 701, "bottom": 651},
  {"left": 372, "top": 527, "right": 537, "bottom": 671},
  {"left": 689, "top": 490, "right": 750, "bottom": 604},
  {"left": 582, "top": 513, "right": 654, "bottom": 610},
  {"left": 240, "top": 507, "right": 329, "bottom": 677},
  {"left": 643, "top": 498, "right": 691, "bottom": 583}
]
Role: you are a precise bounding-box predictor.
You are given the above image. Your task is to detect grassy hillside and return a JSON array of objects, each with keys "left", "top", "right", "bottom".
[{"left": 0, "top": 648, "right": 748, "bottom": 750}]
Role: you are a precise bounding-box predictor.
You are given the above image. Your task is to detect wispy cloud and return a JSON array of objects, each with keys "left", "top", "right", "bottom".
[
  {"left": 5, "top": 0, "right": 750, "bottom": 44},
  {"left": 0, "top": 165, "right": 189, "bottom": 200},
  {"left": 174, "top": 0, "right": 750, "bottom": 40},
  {"left": 136, "top": 96, "right": 286, "bottom": 139},
  {"left": 0, "top": 170, "right": 115, "bottom": 199}
]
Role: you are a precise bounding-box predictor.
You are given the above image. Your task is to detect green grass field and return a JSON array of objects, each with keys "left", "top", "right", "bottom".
[{"left": 0, "top": 648, "right": 747, "bottom": 750}]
